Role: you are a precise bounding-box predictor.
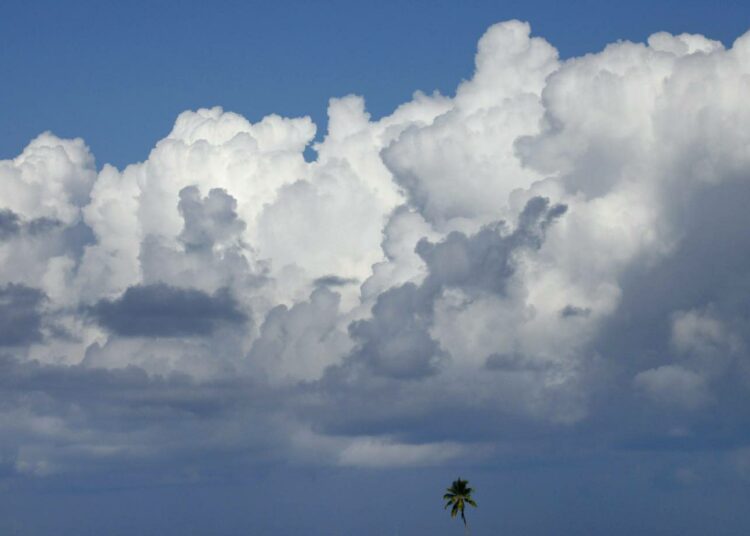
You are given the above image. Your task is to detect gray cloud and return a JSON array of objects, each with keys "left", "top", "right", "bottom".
[
  {"left": 417, "top": 196, "right": 566, "bottom": 295},
  {"left": 178, "top": 186, "right": 246, "bottom": 252},
  {"left": 247, "top": 286, "right": 352, "bottom": 382},
  {"left": 0, "top": 210, "right": 21, "bottom": 240},
  {"left": 313, "top": 275, "right": 359, "bottom": 287},
  {"left": 90, "top": 284, "right": 246, "bottom": 337},
  {"left": 560, "top": 305, "right": 592, "bottom": 318},
  {"left": 26, "top": 217, "right": 62, "bottom": 236},
  {"left": 0, "top": 284, "right": 45, "bottom": 346},
  {"left": 0, "top": 209, "right": 63, "bottom": 240},
  {"left": 0, "top": 353, "right": 293, "bottom": 481},
  {"left": 346, "top": 197, "right": 566, "bottom": 380},
  {"left": 348, "top": 282, "right": 444, "bottom": 379}
]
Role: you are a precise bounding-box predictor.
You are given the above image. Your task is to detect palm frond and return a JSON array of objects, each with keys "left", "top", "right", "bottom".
[{"left": 443, "top": 477, "right": 477, "bottom": 527}]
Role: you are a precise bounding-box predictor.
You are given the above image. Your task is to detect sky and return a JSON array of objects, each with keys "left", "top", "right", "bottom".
[
  {"left": 2, "top": 1, "right": 750, "bottom": 535},
  {"left": 3, "top": 0, "right": 750, "bottom": 167}
]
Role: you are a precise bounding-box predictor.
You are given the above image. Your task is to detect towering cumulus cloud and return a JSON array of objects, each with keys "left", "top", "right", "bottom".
[{"left": 2, "top": 20, "right": 750, "bottom": 478}]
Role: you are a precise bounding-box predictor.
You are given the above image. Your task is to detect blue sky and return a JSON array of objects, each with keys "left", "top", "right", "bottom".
[
  {"left": 2, "top": 0, "right": 749, "bottom": 167},
  {"left": 3, "top": 2, "right": 750, "bottom": 535}
]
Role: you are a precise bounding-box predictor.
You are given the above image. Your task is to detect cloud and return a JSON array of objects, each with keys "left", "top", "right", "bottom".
[
  {"left": 382, "top": 21, "right": 558, "bottom": 228},
  {"left": 337, "top": 437, "right": 475, "bottom": 468},
  {"left": 0, "top": 209, "right": 21, "bottom": 239},
  {"left": 346, "top": 196, "right": 565, "bottom": 380},
  {"left": 0, "top": 284, "right": 46, "bottom": 346},
  {"left": 90, "top": 284, "right": 246, "bottom": 337},
  {"left": 0, "top": 209, "right": 62, "bottom": 242},
  {"left": 560, "top": 305, "right": 591, "bottom": 318},
  {"left": 1, "top": 19, "right": 750, "bottom": 484},
  {"left": 0, "top": 354, "right": 291, "bottom": 477},
  {"left": 634, "top": 365, "right": 711, "bottom": 410},
  {"left": 247, "top": 286, "right": 352, "bottom": 383},
  {"left": 313, "top": 275, "right": 359, "bottom": 287},
  {"left": 177, "top": 186, "right": 246, "bottom": 253}
]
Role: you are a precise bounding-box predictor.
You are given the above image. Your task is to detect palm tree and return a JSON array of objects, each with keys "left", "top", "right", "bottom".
[{"left": 443, "top": 477, "right": 477, "bottom": 535}]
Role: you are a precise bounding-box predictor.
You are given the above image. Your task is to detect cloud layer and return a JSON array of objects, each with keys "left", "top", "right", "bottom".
[{"left": 2, "top": 20, "right": 750, "bottom": 481}]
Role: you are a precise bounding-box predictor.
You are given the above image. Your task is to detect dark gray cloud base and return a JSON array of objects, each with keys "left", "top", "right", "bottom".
[
  {"left": 91, "top": 284, "right": 246, "bottom": 337},
  {"left": 0, "top": 284, "right": 45, "bottom": 346}
]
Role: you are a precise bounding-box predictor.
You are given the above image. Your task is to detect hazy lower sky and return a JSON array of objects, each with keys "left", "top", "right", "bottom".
[{"left": 2, "top": 1, "right": 750, "bottom": 535}]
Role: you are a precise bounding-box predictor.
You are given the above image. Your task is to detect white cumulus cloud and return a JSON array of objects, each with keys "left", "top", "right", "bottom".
[{"left": 1, "top": 20, "right": 750, "bottom": 474}]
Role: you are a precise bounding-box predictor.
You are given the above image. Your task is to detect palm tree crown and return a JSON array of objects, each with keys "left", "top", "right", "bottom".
[{"left": 443, "top": 477, "right": 477, "bottom": 527}]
